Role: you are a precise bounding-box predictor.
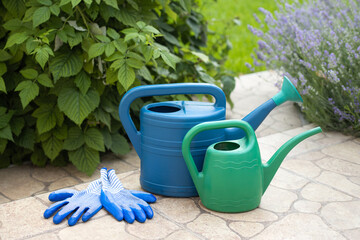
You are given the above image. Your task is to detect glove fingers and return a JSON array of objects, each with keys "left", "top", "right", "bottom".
[
  {"left": 48, "top": 189, "right": 77, "bottom": 202},
  {"left": 139, "top": 204, "right": 154, "bottom": 219},
  {"left": 53, "top": 204, "right": 76, "bottom": 224},
  {"left": 68, "top": 207, "right": 87, "bottom": 226},
  {"left": 101, "top": 191, "right": 124, "bottom": 221},
  {"left": 129, "top": 190, "right": 157, "bottom": 203},
  {"left": 43, "top": 200, "right": 68, "bottom": 219},
  {"left": 82, "top": 205, "right": 102, "bottom": 222},
  {"left": 122, "top": 206, "right": 136, "bottom": 223},
  {"left": 131, "top": 206, "right": 147, "bottom": 223}
]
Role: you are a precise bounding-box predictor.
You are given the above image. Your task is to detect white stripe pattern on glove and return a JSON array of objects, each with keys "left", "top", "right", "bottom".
[{"left": 108, "top": 170, "right": 124, "bottom": 194}]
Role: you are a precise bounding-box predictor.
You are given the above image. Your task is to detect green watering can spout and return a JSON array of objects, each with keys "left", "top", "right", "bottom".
[{"left": 262, "top": 127, "right": 322, "bottom": 193}]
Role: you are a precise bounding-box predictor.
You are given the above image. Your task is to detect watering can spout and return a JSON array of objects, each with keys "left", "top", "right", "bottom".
[
  {"left": 225, "top": 76, "right": 303, "bottom": 140},
  {"left": 262, "top": 127, "right": 322, "bottom": 193}
]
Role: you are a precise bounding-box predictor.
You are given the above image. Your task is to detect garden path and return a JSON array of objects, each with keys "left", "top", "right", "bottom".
[{"left": 0, "top": 71, "right": 358, "bottom": 240}]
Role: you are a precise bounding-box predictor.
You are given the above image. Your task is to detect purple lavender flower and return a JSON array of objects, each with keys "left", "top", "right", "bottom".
[{"left": 249, "top": 0, "right": 360, "bottom": 134}]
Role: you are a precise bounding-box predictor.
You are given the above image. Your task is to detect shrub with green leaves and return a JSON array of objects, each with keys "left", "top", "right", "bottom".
[{"left": 0, "top": 0, "right": 235, "bottom": 175}]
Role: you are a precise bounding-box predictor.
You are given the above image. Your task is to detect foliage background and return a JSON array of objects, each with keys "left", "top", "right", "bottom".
[
  {"left": 0, "top": 0, "right": 235, "bottom": 175},
  {"left": 200, "top": 0, "right": 278, "bottom": 73}
]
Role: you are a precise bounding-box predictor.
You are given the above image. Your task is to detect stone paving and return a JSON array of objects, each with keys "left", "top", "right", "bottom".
[{"left": 0, "top": 71, "right": 359, "bottom": 240}]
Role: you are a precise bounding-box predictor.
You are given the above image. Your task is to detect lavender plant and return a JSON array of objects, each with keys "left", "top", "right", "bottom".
[{"left": 248, "top": 0, "right": 360, "bottom": 135}]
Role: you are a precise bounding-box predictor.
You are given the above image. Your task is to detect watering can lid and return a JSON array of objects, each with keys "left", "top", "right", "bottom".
[{"left": 141, "top": 101, "right": 226, "bottom": 123}]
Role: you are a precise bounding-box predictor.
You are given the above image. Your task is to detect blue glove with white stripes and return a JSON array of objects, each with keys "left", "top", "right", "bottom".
[
  {"left": 43, "top": 179, "right": 102, "bottom": 226},
  {"left": 100, "top": 168, "right": 156, "bottom": 223}
]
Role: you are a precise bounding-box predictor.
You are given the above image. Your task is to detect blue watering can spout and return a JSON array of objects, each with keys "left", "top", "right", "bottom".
[{"left": 225, "top": 76, "right": 303, "bottom": 140}]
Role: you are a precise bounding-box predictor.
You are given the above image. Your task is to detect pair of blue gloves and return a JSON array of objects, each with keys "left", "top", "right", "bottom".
[{"left": 43, "top": 168, "right": 156, "bottom": 226}]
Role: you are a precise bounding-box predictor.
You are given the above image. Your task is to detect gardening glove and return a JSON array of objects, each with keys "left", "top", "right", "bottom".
[
  {"left": 100, "top": 168, "right": 156, "bottom": 223},
  {"left": 43, "top": 179, "right": 102, "bottom": 226}
]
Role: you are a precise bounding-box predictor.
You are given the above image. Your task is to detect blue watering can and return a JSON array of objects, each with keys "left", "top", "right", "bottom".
[{"left": 119, "top": 76, "right": 302, "bottom": 197}]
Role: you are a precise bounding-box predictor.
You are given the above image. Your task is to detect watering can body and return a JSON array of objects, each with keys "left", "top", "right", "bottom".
[
  {"left": 120, "top": 77, "right": 303, "bottom": 197},
  {"left": 182, "top": 120, "right": 322, "bottom": 212},
  {"left": 139, "top": 100, "right": 227, "bottom": 196},
  {"left": 119, "top": 83, "right": 228, "bottom": 197}
]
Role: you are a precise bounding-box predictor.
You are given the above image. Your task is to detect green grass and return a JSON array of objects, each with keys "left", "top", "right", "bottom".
[{"left": 200, "top": 0, "right": 279, "bottom": 74}]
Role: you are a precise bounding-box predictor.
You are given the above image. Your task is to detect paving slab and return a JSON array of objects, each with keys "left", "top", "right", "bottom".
[{"left": 0, "top": 71, "right": 358, "bottom": 239}]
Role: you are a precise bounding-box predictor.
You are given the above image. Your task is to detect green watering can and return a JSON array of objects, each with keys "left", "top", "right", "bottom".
[{"left": 182, "top": 120, "right": 322, "bottom": 212}]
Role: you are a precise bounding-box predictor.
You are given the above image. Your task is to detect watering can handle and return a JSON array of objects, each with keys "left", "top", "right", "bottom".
[
  {"left": 182, "top": 120, "right": 256, "bottom": 181},
  {"left": 119, "top": 83, "right": 226, "bottom": 156}
]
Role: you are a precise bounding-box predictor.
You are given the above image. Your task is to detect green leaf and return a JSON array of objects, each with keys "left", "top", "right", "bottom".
[
  {"left": 162, "top": 31, "right": 180, "bottom": 46},
  {"left": 165, "top": 4, "right": 177, "bottom": 21},
  {"left": 140, "top": 45, "right": 153, "bottom": 63},
  {"left": 10, "top": 117, "right": 25, "bottom": 137},
  {"left": 2, "top": 0, "right": 26, "bottom": 18},
  {"left": 115, "top": 8, "right": 137, "bottom": 26},
  {"left": 107, "top": 28, "right": 120, "bottom": 39},
  {"left": 63, "top": 127, "right": 84, "bottom": 150},
  {"left": 88, "top": 43, "right": 106, "bottom": 59},
  {"left": 3, "top": 19, "right": 23, "bottom": 31},
  {"left": 33, "top": 6, "right": 51, "bottom": 28},
  {"left": 95, "top": 35, "right": 111, "bottom": 43},
  {"left": 113, "top": 39, "right": 127, "bottom": 54},
  {"left": 58, "top": 87, "right": 100, "bottom": 125},
  {"left": 26, "top": 38, "right": 39, "bottom": 54},
  {"left": 191, "top": 51, "right": 209, "bottom": 63},
  {"left": 0, "top": 139, "right": 7, "bottom": 154},
  {"left": 20, "top": 69, "right": 38, "bottom": 80},
  {"left": 138, "top": 66, "right": 153, "bottom": 82},
  {"left": 37, "top": 0, "right": 52, "bottom": 6},
  {"left": 0, "top": 63, "right": 7, "bottom": 76},
  {"left": 127, "top": 0, "right": 138, "bottom": 10},
  {"left": 32, "top": 104, "right": 57, "bottom": 134},
  {"left": 59, "top": 0, "right": 71, "bottom": 6},
  {"left": 117, "top": 59, "right": 135, "bottom": 90},
  {"left": 105, "top": 43, "right": 115, "bottom": 57},
  {"left": 101, "top": 128, "right": 112, "bottom": 149},
  {"left": 18, "top": 128, "right": 35, "bottom": 150},
  {"left": 160, "top": 51, "right": 181, "bottom": 70},
  {"left": 23, "top": 7, "right": 36, "bottom": 22},
  {"left": 42, "top": 134, "right": 63, "bottom": 160},
  {"left": 106, "top": 68, "right": 118, "bottom": 84},
  {"left": 0, "top": 50, "right": 13, "bottom": 62},
  {"left": 110, "top": 133, "right": 130, "bottom": 155},
  {"left": 0, "top": 125, "right": 13, "bottom": 142},
  {"left": 127, "top": 51, "right": 145, "bottom": 61},
  {"left": 37, "top": 73, "right": 54, "bottom": 87},
  {"left": 35, "top": 47, "right": 51, "bottom": 69},
  {"left": 127, "top": 58, "right": 144, "bottom": 69},
  {"left": 0, "top": 77, "right": 6, "bottom": 94},
  {"left": 0, "top": 111, "right": 13, "bottom": 129},
  {"left": 94, "top": 108, "right": 111, "bottom": 130},
  {"left": 50, "top": 52, "right": 83, "bottom": 82},
  {"left": 74, "top": 71, "right": 91, "bottom": 95},
  {"left": 68, "top": 33, "right": 83, "bottom": 48},
  {"left": 15, "top": 81, "right": 40, "bottom": 108},
  {"left": 104, "top": 0, "right": 119, "bottom": 9},
  {"left": 5, "top": 32, "right": 29, "bottom": 49},
  {"left": 68, "top": 145, "right": 100, "bottom": 176},
  {"left": 49, "top": 4, "right": 60, "bottom": 16},
  {"left": 84, "top": 128, "right": 105, "bottom": 151},
  {"left": 84, "top": 0, "right": 93, "bottom": 5},
  {"left": 53, "top": 124, "right": 68, "bottom": 140},
  {"left": 71, "top": 0, "right": 81, "bottom": 7},
  {"left": 179, "top": 0, "right": 191, "bottom": 12},
  {"left": 143, "top": 25, "right": 160, "bottom": 34},
  {"left": 31, "top": 148, "right": 47, "bottom": 167},
  {"left": 186, "top": 16, "right": 201, "bottom": 37}
]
